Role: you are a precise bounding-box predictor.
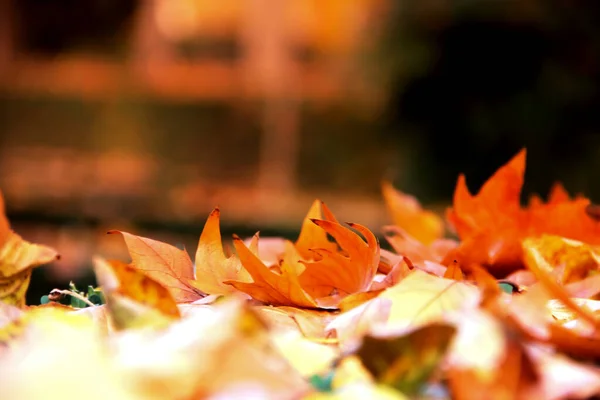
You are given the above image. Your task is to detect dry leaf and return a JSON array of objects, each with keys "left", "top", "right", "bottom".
[
  {"left": 93, "top": 257, "right": 180, "bottom": 330},
  {"left": 357, "top": 322, "right": 456, "bottom": 395},
  {"left": 109, "top": 230, "right": 202, "bottom": 303},
  {"left": 299, "top": 220, "right": 380, "bottom": 303},
  {"left": 295, "top": 200, "right": 339, "bottom": 260},
  {"left": 190, "top": 208, "right": 252, "bottom": 296},
  {"left": 383, "top": 225, "right": 457, "bottom": 269},
  {"left": 382, "top": 181, "right": 444, "bottom": 245},
  {"left": 445, "top": 149, "right": 600, "bottom": 276},
  {"left": 0, "top": 190, "right": 59, "bottom": 306},
  {"left": 226, "top": 235, "right": 319, "bottom": 308}
]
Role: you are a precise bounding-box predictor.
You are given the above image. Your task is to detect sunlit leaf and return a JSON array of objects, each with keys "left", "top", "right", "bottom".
[
  {"left": 226, "top": 235, "right": 318, "bottom": 308},
  {"left": 299, "top": 220, "right": 380, "bottom": 303},
  {"left": 189, "top": 208, "right": 252, "bottom": 296},
  {"left": 109, "top": 230, "right": 202, "bottom": 303}
]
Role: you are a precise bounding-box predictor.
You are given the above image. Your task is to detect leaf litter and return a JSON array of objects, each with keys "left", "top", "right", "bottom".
[{"left": 2, "top": 150, "right": 600, "bottom": 399}]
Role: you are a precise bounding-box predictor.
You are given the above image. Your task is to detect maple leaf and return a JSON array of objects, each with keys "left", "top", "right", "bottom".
[
  {"left": 445, "top": 149, "right": 600, "bottom": 276},
  {"left": 0, "top": 190, "right": 59, "bottom": 307},
  {"left": 93, "top": 257, "right": 181, "bottom": 330},
  {"left": 299, "top": 220, "right": 380, "bottom": 304},
  {"left": 295, "top": 200, "right": 340, "bottom": 260},
  {"left": 226, "top": 236, "right": 318, "bottom": 308},
  {"left": 108, "top": 230, "right": 202, "bottom": 303},
  {"left": 383, "top": 225, "right": 457, "bottom": 270},
  {"left": 189, "top": 208, "right": 252, "bottom": 296},
  {"left": 382, "top": 181, "right": 444, "bottom": 245}
]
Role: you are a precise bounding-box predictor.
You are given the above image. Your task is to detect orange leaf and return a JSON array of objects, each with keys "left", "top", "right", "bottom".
[
  {"left": 226, "top": 235, "right": 318, "bottom": 308},
  {"left": 444, "top": 260, "right": 465, "bottom": 281},
  {"left": 445, "top": 149, "right": 600, "bottom": 276},
  {"left": 189, "top": 208, "right": 252, "bottom": 296},
  {"left": 299, "top": 220, "right": 380, "bottom": 302},
  {"left": 383, "top": 225, "right": 457, "bottom": 269},
  {"left": 382, "top": 181, "right": 444, "bottom": 245},
  {"left": 295, "top": 200, "right": 339, "bottom": 260},
  {"left": 108, "top": 230, "right": 201, "bottom": 303}
]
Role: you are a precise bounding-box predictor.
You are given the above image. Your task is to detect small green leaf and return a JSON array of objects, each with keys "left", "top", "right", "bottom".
[
  {"left": 499, "top": 281, "right": 519, "bottom": 294},
  {"left": 70, "top": 296, "right": 86, "bottom": 308},
  {"left": 88, "top": 294, "right": 104, "bottom": 305},
  {"left": 309, "top": 370, "right": 335, "bottom": 392}
]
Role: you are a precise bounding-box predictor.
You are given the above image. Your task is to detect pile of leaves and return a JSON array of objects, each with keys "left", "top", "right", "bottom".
[{"left": 2, "top": 149, "right": 600, "bottom": 399}]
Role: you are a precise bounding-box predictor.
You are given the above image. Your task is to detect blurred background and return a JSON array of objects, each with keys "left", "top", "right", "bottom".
[{"left": 1, "top": 0, "right": 600, "bottom": 302}]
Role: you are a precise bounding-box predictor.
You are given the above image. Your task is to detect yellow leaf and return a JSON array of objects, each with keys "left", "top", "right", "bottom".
[
  {"left": 522, "top": 238, "right": 600, "bottom": 329},
  {"left": 523, "top": 235, "right": 600, "bottom": 284},
  {"left": 93, "top": 257, "right": 180, "bottom": 330},
  {"left": 0, "top": 190, "right": 59, "bottom": 307},
  {"left": 271, "top": 331, "right": 338, "bottom": 376}
]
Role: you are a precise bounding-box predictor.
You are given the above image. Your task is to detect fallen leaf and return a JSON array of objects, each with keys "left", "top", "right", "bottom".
[
  {"left": 522, "top": 238, "right": 600, "bottom": 329},
  {"left": 295, "top": 200, "right": 339, "bottom": 260},
  {"left": 0, "top": 190, "right": 59, "bottom": 306},
  {"left": 382, "top": 181, "right": 444, "bottom": 245},
  {"left": 522, "top": 235, "right": 600, "bottom": 284},
  {"left": 383, "top": 225, "right": 457, "bottom": 269},
  {"left": 299, "top": 220, "right": 380, "bottom": 302},
  {"left": 109, "top": 230, "right": 201, "bottom": 303},
  {"left": 93, "top": 257, "right": 180, "bottom": 330},
  {"left": 357, "top": 322, "right": 456, "bottom": 395},
  {"left": 189, "top": 208, "right": 252, "bottom": 296},
  {"left": 444, "top": 260, "right": 465, "bottom": 280},
  {"left": 445, "top": 149, "right": 600, "bottom": 276},
  {"left": 226, "top": 235, "right": 319, "bottom": 308}
]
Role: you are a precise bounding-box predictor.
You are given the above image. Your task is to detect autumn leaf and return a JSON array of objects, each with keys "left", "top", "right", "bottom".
[
  {"left": 327, "top": 270, "right": 479, "bottom": 347},
  {"left": 0, "top": 190, "right": 59, "bottom": 307},
  {"left": 357, "top": 322, "right": 456, "bottom": 395},
  {"left": 226, "top": 235, "right": 319, "bottom": 308},
  {"left": 109, "top": 230, "right": 202, "bottom": 303},
  {"left": 522, "top": 238, "right": 600, "bottom": 329},
  {"left": 445, "top": 149, "right": 600, "bottom": 276},
  {"left": 521, "top": 235, "right": 600, "bottom": 284},
  {"left": 189, "top": 208, "right": 252, "bottom": 296},
  {"left": 383, "top": 225, "right": 457, "bottom": 270},
  {"left": 93, "top": 257, "right": 180, "bottom": 330},
  {"left": 299, "top": 220, "right": 380, "bottom": 303},
  {"left": 444, "top": 260, "right": 465, "bottom": 280},
  {"left": 295, "top": 200, "right": 339, "bottom": 260},
  {"left": 382, "top": 181, "right": 444, "bottom": 245}
]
